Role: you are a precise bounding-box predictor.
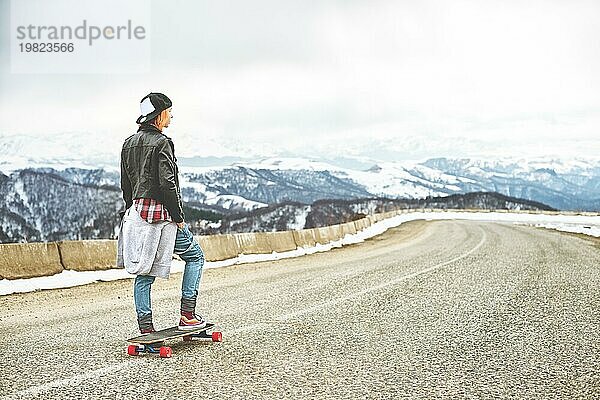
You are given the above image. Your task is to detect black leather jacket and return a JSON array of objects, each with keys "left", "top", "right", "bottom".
[{"left": 120, "top": 124, "right": 184, "bottom": 222}]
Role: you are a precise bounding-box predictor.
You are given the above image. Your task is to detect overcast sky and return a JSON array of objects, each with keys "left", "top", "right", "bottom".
[{"left": 1, "top": 0, "right": 599, "bottom": 163}]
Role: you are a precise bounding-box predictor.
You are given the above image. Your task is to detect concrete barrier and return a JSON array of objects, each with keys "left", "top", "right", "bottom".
[
  {"left": 7, "top": 207, "right": 593, "bottom": 282},
  {"left": 353, "top": 219, "right": 362, "bottom": 231},
  {"left": 58, "top": 240, "right": 117, "bottom": 272},
  {"left": 234, "top": 232, "right": 273, "bottom": 254},
  {"left": 197, "top": 234, "right": 240, "bottom": 262},
  {"left": 314, "top": 227, "right": 331, "bottom": 245},
  {"left": 353, "top": 218, "right": 370, "bottom": 232},
  {"left": 293, "top": 229, "right": 317, "bottom": 248},
  {"left": 255, "top": 232, "right": 275, "bottom": 253},
  {"left": 578, "top": 211, "right": 600, "bottom": 216},
  {"left": 327, "top": 224, "right": 343, "bottom": 242},
  {"left": 267, "top": 231, "right": 297, "bottom": 253},
  {"left": 340, "top": 222, "right": 357, "bottom": 237},
  {"left": 0, "top": 242, "right": 63, "bottom": 280}
]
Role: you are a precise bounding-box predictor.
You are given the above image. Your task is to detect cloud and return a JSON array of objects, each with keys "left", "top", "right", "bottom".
[{"left": 1, "top": 0, "right": 599, "bottom": 161}]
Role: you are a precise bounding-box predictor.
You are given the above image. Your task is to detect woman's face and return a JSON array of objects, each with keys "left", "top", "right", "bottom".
[
  {"left": 156, "top": 107, "right": 172, "bottom": 129},
  {"left": 162, "top": 107, "right": 172, "bottom": 128}
]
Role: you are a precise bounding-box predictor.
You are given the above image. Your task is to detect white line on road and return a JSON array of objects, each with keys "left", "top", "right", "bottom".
[
  {"left": 3, "top": 225, "right": 486, "bottom": 398},
  {"left": 1, "top": 362, "right": 137, "bottom": 400},
  {"left": 229, "top": 225, "right": 487, "bottom": 332}
]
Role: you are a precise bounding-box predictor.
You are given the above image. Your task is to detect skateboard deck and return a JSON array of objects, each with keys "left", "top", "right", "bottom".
[{"left": 127, "top": 322, "right": 222, "bottom": 358}]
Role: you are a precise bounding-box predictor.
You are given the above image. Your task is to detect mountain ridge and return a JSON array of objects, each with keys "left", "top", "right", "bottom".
[
  {"left": 0, "top": 156, "right": 598, "bottom": 243},
  {"left": 210, "top": 192, "right": 555, "bottom": 234}
]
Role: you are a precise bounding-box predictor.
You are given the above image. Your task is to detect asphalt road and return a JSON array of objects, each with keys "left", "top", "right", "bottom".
[{"left": 0, "top": 220, "right": 599, "bottom": 399}]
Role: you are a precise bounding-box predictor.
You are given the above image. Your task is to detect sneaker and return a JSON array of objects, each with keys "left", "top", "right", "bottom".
[
  {"left": 178, "top": 312, "right": 207, "bottom": 331},
  {"left": 139, "top": 326, "right": 166, "bottom": 346},
  {"left": 140, "top": 326, "right": 155, "bottom": 335}
]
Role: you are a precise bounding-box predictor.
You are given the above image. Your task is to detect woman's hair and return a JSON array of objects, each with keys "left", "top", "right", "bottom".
[
  {"left": 154, "top": 109, "right": 168, "bottom": 128},
  {"left": 139, "top": 109, "right": 168, "bottom": 129}
]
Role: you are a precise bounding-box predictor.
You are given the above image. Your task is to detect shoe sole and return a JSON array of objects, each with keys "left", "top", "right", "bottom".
[{"left": 178, "top": 322, "right": 207, "bottom": 331}]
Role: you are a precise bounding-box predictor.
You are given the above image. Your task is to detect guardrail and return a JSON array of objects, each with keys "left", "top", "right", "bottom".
[{"left": 0, "top": 208, "right": 598, "bottom": 280}]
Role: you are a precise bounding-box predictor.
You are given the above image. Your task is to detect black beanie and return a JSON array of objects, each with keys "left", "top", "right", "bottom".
[{"left": 136, "top": 93, "right": 172, "bottom": 124}]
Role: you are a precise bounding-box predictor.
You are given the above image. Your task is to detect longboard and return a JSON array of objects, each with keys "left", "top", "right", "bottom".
[{"left": 127, "top": 323, "right": 222, "bottom": 358}]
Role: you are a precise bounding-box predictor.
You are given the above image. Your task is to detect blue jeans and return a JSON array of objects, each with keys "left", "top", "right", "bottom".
[{"left": 134, "top": 223, "right": 205, "bottom": 320}]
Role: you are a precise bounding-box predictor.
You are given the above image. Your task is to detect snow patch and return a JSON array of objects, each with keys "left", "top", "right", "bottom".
[
  {"left": 288, "top": 206, "right": 311, "bottom": 230},
  {"left": 523, "top": 222, "right": 600, "bottom": 237},
  {"left": 203, "top": 195, "right": 267, "bottom": 211}
]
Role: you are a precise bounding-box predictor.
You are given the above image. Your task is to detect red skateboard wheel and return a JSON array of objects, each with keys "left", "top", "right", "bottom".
[
  {"left": 212, "top": 331, "right": 223, "bottom": 342},
  {"left": 127, "top": 345, "right": 139, "bottom": 356},
  {"left": 159, "top": 346, "right": 172, "bottom": 358}
]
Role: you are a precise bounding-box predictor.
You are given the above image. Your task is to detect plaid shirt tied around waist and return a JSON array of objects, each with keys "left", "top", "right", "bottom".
[{"left": 133, "top": 197, "right": 172, "bottom": 223}]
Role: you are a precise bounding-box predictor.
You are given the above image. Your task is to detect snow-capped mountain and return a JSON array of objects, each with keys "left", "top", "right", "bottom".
[
  {"left": 177, "top": 156, "right": 600, "bottom": 211},
  {"left": 419, "top": 157, "right": 600, "bottom": 210},
  {"left": 1, "top": 154, "right": 599, "bottom": 243},
  {"left": 178, "top": 162, "right": 372, "bottom": 207},
  {"left": 0, "top": 133, "right": 121, "bottom": 173},
  {"left": 0, "top": 169, "right": 122, "bottom": 243}
]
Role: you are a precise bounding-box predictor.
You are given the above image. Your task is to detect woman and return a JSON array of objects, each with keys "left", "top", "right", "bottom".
[{"left": 117, "top": 92, "right": 207, "bottom": 334}]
